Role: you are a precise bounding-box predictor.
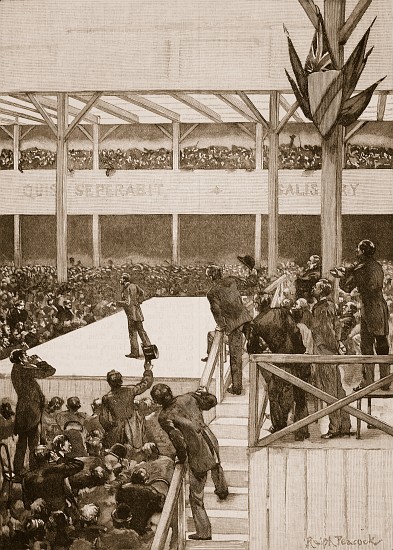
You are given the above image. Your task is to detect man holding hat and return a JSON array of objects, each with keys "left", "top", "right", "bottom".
[
  {"left": 117, "top": 273, "right": 151, "bottom": 359},
  {"left": 10, "top": 348, "right": 55, "bottom": 478},
  {"left": 100, "top": 363, "right": 153, "bottom": 453}
]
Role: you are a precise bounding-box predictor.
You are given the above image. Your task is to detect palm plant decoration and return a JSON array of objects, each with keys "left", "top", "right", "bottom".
[{"left": 284, "top": 6, "right": 385, "bottom": 138}]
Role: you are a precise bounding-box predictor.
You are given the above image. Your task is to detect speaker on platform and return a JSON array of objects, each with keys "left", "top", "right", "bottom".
[{"left": 142, "top": 345, "right": 159, "bottom": 362}]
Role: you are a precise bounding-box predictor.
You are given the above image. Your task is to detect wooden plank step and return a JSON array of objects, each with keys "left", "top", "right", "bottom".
[
  {"left": 186, "top": 538, "right": 248, "bottom": 549},
  {"left": 210, "top": 417, "right": 248, "bottom": 439},
  {"left": 218, "top": 438, "right": 249, "bottom": 463},
  {"left": 187, "top": 514, "right": 249, "bottom": 534},
  {"left": 186, "top": 487, "right": 248, "bottom": 511},
  {"left": 206, "top": 463, "right": 248, "bottom": 487},
  {"left": 216, "top": 403, "right": 249, "bottom": 418}
]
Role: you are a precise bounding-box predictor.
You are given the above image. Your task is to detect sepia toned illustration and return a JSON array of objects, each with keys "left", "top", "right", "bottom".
[{"left": 1, "top": 0, "right": 393, "bottom": 548}]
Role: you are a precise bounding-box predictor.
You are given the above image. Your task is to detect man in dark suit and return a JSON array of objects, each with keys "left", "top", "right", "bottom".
[
  {"left": 22, "top": 445, "right": 83, "bottom": 512},
  {"left": 10, "top": 348, "right": 56, "bottom": 477},
  {"left": 151, "top": 383, "right": 228, "bottom": 541},
  {"left": 295, "top": 254, "right": 321, "bottom": 303},
  {"left": 338, "top": 240, "right": 390, "bottom": 389},
  {"left": 247, "top": 295, "right": 310, "bottom": 441},
  {"left": 117, "top": 273, "right": 151, "bottom": 359},
  {"left": 100, "top": 363, "right": 153, "bottom": 451},
  {"left": 7, "top": 300, "right": 29, "bottom": 330},
  {"left": 206, "top": 266, "right": 252, "bottom": 395}
]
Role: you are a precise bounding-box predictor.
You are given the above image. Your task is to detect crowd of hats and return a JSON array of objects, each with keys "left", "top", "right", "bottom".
[
  {"left": 1, "top": 144, "right": 392, "bottom": 171},
  {"left": 0, "top": 390, "right": 173, "bottom": 549}
]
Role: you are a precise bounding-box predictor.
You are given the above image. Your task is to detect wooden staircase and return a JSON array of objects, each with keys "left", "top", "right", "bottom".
[{"left": 185, "top": 390, "right": 250, "bottom": 549}]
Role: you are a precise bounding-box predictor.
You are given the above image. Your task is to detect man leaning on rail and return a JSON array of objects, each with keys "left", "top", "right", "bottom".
[{"left": 151, "top": 382, "right": 228, "bottom": 541}]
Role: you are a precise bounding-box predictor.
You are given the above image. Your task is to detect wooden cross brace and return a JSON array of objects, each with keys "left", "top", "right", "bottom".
[{"left": 254, "top": 361, "right": 393, "bottom": 447}]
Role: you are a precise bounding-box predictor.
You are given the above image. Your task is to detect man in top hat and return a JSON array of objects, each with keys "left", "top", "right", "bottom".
[
  {"left": 117, "top": 273, "right": 151, "bottom": 359},
  {"left": 10, "top": 348, "right": 56, "bottom": 478},
  {"left": 100, "top": 363, "right": 153, "bottom": 453},
  {"left": 206, "top": 266, "right": 252, "bottom": 395},
  {"left": 151, "top": 383, "right": 228, "bottom": 541},
  {"left": 337, "top": 239, "right": 390, "bottom": 389}
]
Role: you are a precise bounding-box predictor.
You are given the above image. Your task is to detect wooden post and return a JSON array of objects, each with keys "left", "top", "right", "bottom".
[
  {"left": 321, "top": 0, "right": 345, "bottom": 277},
  {"left": 13, "top": 214, "right": 22, "bottom": 268},
  {"left": 255, "top": 122, "right": 263, "bottom": 170},
  {"left": 13, "top": 121, "right": 19, "bottom": 171},
  {"left": 92, "top": 123, "right": 99, "bottom": 170},
  {"left": 172, "top": 214, "right": 180, "bottom": 265},
  {"left": 172, "top": 122, "right": 180, "bottom": 171},
  {"left": 248, "top": 358, "right": 259, "bottom": 446},
  {"left": 56, "top": 93, "right": 68, "bottom": 283},
  {"left": 92, "top": 214, "right": 101, "bottom": 267},
  {"left": 254, "top": 214, "right": 262, "bottom": 268},
  {"left": 268, "top": 91, "right": 279, "bottom": 276}
]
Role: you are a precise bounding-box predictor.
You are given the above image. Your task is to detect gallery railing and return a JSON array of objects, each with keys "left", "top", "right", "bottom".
[{"left": 248, "top": 353, "right": 393, "bottom": 447}]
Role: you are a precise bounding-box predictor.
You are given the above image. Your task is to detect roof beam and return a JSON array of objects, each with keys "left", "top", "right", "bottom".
[
  {"left": 99, "top": 125, "right": 121, "bottom": 143},
  {"left": 20, "top": 126, "right": 34, "bottom": 141},
  {"left": 170, "top": 93, "right": 222, "bottom": 123},
  {"left": 64, "top": 92, "right": 102, "bottom": 140},
  {"left": 279, "top": 96, "right": 303, "bottom": 123},
  {"left": 10, "top": 94, "right": 99, "bottom": 124},
  {"left": 377, "top": 92, "right": 388, "bottom": 121},
  {"left": 0, "top": 125, "right": 14, "bottom": 140},
  {"left": 179, "top": 123, "right": 198, "bottom": 143},
  {"left": 72, "top": 95, "right": 139, "bottom": 124},
  {"left": 77, "top": 125, "right": 93, "bottom": 142},
  {"left": 215, "top": 93, "right": 257, "bottom": 122},
  {"left": 237, "top": 123, "right": 255, "bottom": 140},
  {"left": 344, "top": 120, "right": 368, "bottom": 143},
  {"left": 340, "top": 0, "right": 373, "bottom": 45},
  {"left": 236, "top": 92, "right": 270, "bottom": 130},
  {"left": 27, "top": 94, "right": 58, "bottom": 136},
  {"left": 0, "top": 107, "right": 44, "bottom": 124},
  {"left": 275, "top": 101, "right": 301, "bottom": 134},
  {"left": 119, "top": 94, "right": 181, "bottom": 122},
  {"left": 297, "top": 0, "right": 319, "bottom": 30},
  {"left": 0, "top": 98, "right": 43, "bottom": 115},
  {"left": 156, "top": 124, "right": 172, "bottom": 139}
]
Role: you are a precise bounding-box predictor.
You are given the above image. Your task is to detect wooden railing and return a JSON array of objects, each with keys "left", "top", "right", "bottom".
[
  {"left": 263, "top": 274, "right": 288, "bottom": 307},
  {"left": 151, "top": 330, "right": 226, "bottom": 549},
  {"left": 248, "top": 353, "right": 393, "bottom": 447},
  {"left": 150, "top": 463, "right": 187, "bottom": 550}
]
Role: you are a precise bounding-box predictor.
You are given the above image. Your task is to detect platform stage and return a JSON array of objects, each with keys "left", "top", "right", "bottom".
[{"left": 0, "top": 297, "right": 217, "bottom": 409}]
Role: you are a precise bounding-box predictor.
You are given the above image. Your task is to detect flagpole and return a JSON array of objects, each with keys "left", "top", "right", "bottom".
[{"left": 321, "top": 0, "right": 345, "bottom": 279}]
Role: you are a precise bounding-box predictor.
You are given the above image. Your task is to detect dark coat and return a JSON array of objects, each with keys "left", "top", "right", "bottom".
[
  {"left": 11, "top": 360, "right": 56, "bottom": 434},
  {"left": 100, "top": 369, "right": 153, "bottom": 447},
  {"left": 311, "top": 299, "right": 339, "bottom": 354},
  {"left": 118, "top": 282, "right": 145, "bottom": 322},
  {"left": 22, "top": 458, "right": 84, "bottom": 511},
  {"left": 295, "top": 267, "right": 321, "bottom": 301},
  {"left": 207, "top": 276, "right": 252, "bottom": 334},
  {"left": 339, "top": 258, "right": 388, "bottom": 335},
  {"left": 158, "top": 391, "right": 220, "bottom": 477},
  {"left": 116, "top": 483, "right": 164, "bottom": 535},
  {"left": 7, "top": 307, "right": 28, "bottom": 330}
]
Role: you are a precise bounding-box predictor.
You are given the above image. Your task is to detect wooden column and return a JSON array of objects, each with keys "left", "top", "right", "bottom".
[
  {"left": 172, "top": 122, "right": 180, "bottom": 171},
  {"left": 56, "top": 93, "right": 68, "bottom": 283},
  {"left": 92, "top": 214, "right": 101, "bottom": 267},
  {"left": 13, "top": 214, "right": 22, "bottom": 267},
  {"left": 13, "top": 121, "right": 19, "bottom": 171},
  {"left": 254, "top": 214, "right": 262, "bottom": 268},
  {"left": 255, "top": 122, "right": 263, "bottom": 170},
  {"left": 268, "top": 91, "right": 279, "bottom": 276},
  {"left": 172, "top": 214, "right": 180, "bottom": 265},
  {"left": 92, "top": 123, "right": 99, "bottom": 170},
  {"left": 321, "top": 0, "right": 345, "bottom": 277}
]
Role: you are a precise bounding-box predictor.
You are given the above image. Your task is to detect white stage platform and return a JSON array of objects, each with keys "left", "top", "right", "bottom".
[{"left": 0, "top": 297, "right": 214, "bottom": 379}]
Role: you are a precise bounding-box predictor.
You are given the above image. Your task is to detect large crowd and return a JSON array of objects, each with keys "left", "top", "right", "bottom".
[
  {"left": 0, "top": 262, "right": 273, "bottom": 361},
  {"left": 1, "top": 144, "right": 392, "bottom": 171}
]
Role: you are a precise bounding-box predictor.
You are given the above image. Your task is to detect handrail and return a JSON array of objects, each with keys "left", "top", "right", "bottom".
[
  {"left": 248, "top": 353, "right": 393, "bottom": 447},
  {"left": 263, "top": 274, "right": 287, "bottom": 293},
  {"left": 200, "top": 330, "right": 224, "bottom": 390},
  {"left": 151, "top": 462, "right": 187, "bottom": 550}
]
